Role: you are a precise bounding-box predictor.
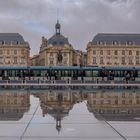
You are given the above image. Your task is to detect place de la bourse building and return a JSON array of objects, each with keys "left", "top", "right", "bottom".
[
  {"left": 31, "top": 21, "right": 140, "bottom": 67},
  {"left": 0, "top": 21, "right": 140, "bottom": 67},
  {"left": 31, "top": 21, "right": 87, "bottom": 67}
]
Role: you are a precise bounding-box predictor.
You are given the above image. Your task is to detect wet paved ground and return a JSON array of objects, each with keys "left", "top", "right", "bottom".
[{"left": 0, "top": 88, "right": 140, "bottom": 140}]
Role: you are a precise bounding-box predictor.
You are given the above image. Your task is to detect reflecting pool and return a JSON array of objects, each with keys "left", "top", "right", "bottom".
[{"left": 0, "top": 88, "right": 140, "bottom": 140}]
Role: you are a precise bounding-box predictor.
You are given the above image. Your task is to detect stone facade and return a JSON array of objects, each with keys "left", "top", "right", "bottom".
[
  {"left": 87, "top": 34, "right": 140, "bottom": 67},
  {"left": 31, "top": 21, "right": 85, "bottom": 66},
  {"left": 0, "top": 33, "right": 30, "bottom": 66},
  {"left": 30, "top": 54, "right": 39, "bottom": 66}
]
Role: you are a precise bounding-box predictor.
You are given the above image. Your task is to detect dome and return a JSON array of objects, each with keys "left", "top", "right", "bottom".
[
  {"left": 48, "top": 20, "right": 69, "bottom": 45},
  {"left": 48, "top": 34, "right": 69, "bottom": 45}
]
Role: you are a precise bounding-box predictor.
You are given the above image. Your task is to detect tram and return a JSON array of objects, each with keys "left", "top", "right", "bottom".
[{"left": 0, "top": 66, "right": 139, "bottom": 81}]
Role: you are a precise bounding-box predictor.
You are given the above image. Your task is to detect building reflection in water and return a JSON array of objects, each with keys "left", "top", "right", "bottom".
[
  {"left": 87, "top": 90, "right": 140, "bottom": 121},
  {"left": 0, "top": 88, "right": 140, "bottom": 131},
  {"left": 33, "top": 90, "right": 87, "bottom": 132},
  {"left": 0, "top": 90, "right": 30, "bottom": 121}
]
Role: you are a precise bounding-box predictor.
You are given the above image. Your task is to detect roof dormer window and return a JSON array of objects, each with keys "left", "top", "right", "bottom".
[
  {"left": 53, "top": 41, "right": 57, "bottom": 45},
  {"left": 60, "top": 41, "right": 64, "bottom": 45},
  {"left": 98, "top": 41, "right": 103, "bottom": 45},
  {"left": 0, "top": 40, "right": 4, "bottom": 45},
  {"left": 12, "top": 40, "right": 18, "bottom": 45},
  {"left": 113, "top": 41, "right": 118, "bottom": 45},
  {"left": 127, "top": 41, "right": 133, "bottom": 45}
]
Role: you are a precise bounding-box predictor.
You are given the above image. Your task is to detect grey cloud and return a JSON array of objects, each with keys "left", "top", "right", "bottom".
[
  {"left": 105, "top": 0, "right": 128, "bottom": 3},
  {"left": 0, "top": 0, "right": 140, "bottom": 55}
]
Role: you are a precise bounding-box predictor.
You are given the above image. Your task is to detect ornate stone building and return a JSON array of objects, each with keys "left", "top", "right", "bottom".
[
  {"left": 30, "top": 54, "right": 39, "bottom": 66},
  {"left": 87, "top": 34, "right": 140, "bottom": 66},
  {"left": 31, "top": 21, "right": 86, "bottom": 66},
  {"left": 0, "top": 33, "right": 30, "bottom": 66}
]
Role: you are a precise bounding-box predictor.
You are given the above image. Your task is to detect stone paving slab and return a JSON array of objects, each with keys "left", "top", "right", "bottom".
[
  {"left": 0, "top": 124, "right": 27, "bottom": 137},
  {"left": 22, "top": 138, "right": 124, "bottom": 140},
  {"left": 0, "top": 137, "right": 20, "bottom": 140},
  {"left": 24, "top": 123, "right": 120, "bottom": 137},
  {"left": 109, "top": 123, "right": 140, "bottom": 137}
]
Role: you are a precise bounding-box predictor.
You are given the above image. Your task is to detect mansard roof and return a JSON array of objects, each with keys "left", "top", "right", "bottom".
[
  {"left": 92, "top": 33, "right": 140, "bottom": 45},
  {"left": 0, "top": 33, "right": 25, "bottom": 44}
]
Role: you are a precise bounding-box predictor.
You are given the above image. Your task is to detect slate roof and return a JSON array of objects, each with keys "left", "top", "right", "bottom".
[
  {"left": 48, "top": 34, "right": 69, "bottom": 45},
  {"left": 92, "top": 33, "right": 140, "bottom": 45},
  {"left": 48, "top": 21, "right": 69, "bottom": 45},
  {"left": 0, "top": 33, "right": 25, "bottom": 44}
]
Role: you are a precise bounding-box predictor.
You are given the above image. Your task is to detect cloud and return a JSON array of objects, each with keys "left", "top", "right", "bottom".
[{"left": 0, "top": 0, "right": 140, "bottom": 56}]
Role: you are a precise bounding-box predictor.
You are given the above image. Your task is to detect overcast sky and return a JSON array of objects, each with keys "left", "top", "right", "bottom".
[{"left": 0, "top": 0, "right": 140, "bottom": 56}]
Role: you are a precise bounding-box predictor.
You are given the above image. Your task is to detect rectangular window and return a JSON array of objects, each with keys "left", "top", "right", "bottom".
[
  {"left": 100, "top": 57, "right": 104, "bottom": 64},
  {"left": 93, "top": 57, "right": 96, "bottom": 64},
  {"left": 93, "top": 50, "right": 96, "bottom": 55},
  {"left": 0, "top": 49, "right": 2, "bottom": 55},
  {"left": 7, "top": 50, "right": 10, "bottom": 55},
  {"left": 122, "top": 57, "right": 125, "bottom": 64},
  {"left": 129, "top": 50, "right": 132, "bottom": 55},
  {"left": 0, "top": 57, "right": 3, "bottom": 64},
  {"left": 136, "top": 57, "right": 140, "bottom": 64},
  {"left": 114, "top": 50, "right": 118, "bottom": 55},
  {"left": 21, "top": 57, "right": 25, "bottom": 64},
  {"left": 21, "top": 49, "right": 24, "bottom": 55},
  {"left": 107, "top": 50, "right": 110, "bottom": 55},
  {"left": 122, "top": 50, "right": 125, "bottom": 55},
  {"left": 114, "top": 57, "right": 118, "bottom": 64},
  {"left": 136, "top": 51, "right": 139, "bottom": 56},
  {"left": 13, "top": 57, "right": 17, "bottom": 64},
  {"left": 50, "top": 61, "right": 53, "bottom": 65},
  {"left": 14, "top": 50, "right": 17, "bottom": 55},
  {"left": 107, "top": 57, "right": 111, "bottom": 64},
  {"left": 128, "top": 57, "right": 133, "bottom": 64},
  {"left": 5, "top": 57, "right": 10, "bottom": 64},
  {"left": 100, "top": 50, "right": 103, "bottom": 55}
]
